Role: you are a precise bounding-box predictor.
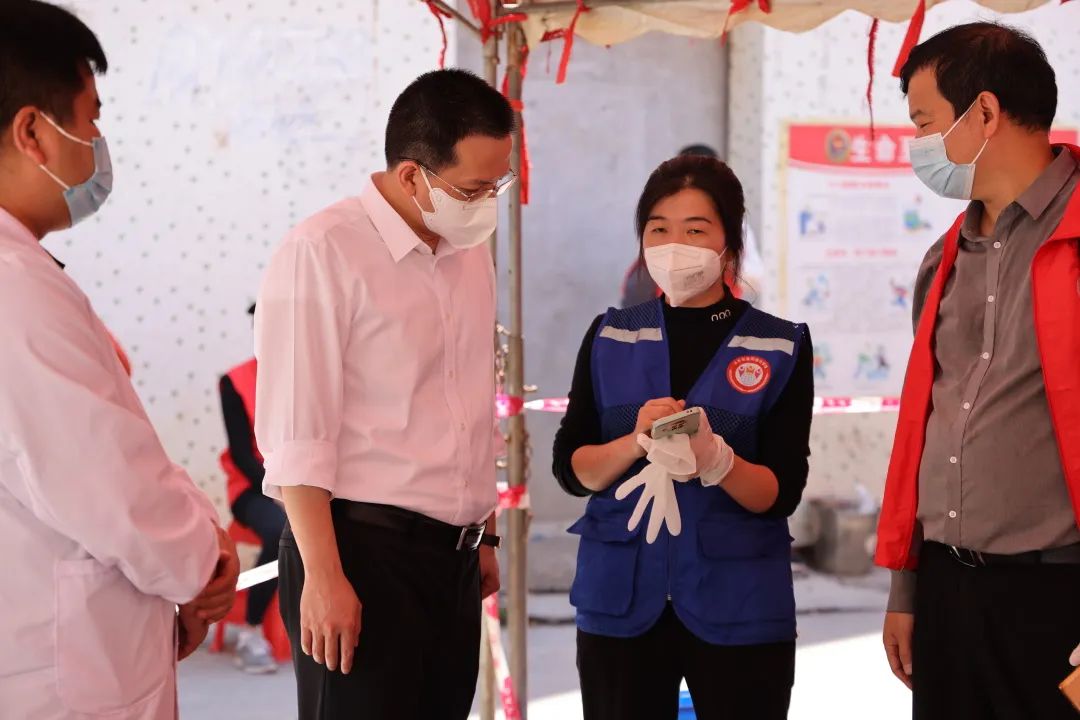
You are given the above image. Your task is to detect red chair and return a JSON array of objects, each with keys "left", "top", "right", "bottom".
[{"left": 209, "top": 521, "right": 291, "bottom": 663}]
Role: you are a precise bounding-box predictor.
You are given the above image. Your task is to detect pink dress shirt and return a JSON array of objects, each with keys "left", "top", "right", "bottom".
[{"left": 255, "top": 178, "right": 498, "bottom": 526}]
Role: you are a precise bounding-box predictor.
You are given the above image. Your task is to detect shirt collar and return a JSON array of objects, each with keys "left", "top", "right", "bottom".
[
  {"left": 359, "top": 176, "right": 431, "bottom": 263},
  {"left": 960, "top": 146, "right": 1077, "bottom": 240},
  {"left": 1016, "top": 145, "right": 1077, "bottom": 221},
  {"left": 0, "top": 205, "right": 41, "bottom": 250}
]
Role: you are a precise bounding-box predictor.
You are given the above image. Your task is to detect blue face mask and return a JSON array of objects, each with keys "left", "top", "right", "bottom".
[
  {"left": 37, "top": 114, "right": 113, "bottom": 227},
  {"left": 909, "top": 100, "right": 989, "bottom": 200}
]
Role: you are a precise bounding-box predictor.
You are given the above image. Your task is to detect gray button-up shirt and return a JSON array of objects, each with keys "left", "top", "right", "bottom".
[{"left": 889, "top": 148, "right": 1080, "bottom": 613}]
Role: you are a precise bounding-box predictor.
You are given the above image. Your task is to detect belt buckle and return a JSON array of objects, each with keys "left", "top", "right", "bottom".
[
  {"left": 949, "top": 546, "right": 984, "bottom": 568},
  {"left": 456, "top": 522, "right": 486, "bottom": 551}
]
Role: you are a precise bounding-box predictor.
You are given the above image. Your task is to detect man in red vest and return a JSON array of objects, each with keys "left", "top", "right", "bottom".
[
  {"left": 219, "top": 303, "right": 286, "bottom": 674},
  {"left": 876, "top": 23, "right": 1080, "bottom": 718}
]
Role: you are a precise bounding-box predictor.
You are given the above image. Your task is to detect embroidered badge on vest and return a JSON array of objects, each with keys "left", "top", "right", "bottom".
[{"left": 727, "top": 355, "right": 771, "bottom": 394}]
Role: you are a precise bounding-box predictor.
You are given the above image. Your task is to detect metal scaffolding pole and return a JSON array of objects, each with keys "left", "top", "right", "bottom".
[
  {"left": 504, "top": 21, "right": 529, "bottom": 720},
  {"left": 479, "top": 11, "right": 501, "bottom": 720}
]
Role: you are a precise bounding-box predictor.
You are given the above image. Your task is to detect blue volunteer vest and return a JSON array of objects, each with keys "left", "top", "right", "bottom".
[{"left": 569, "top": 298, "right": 805, "bottom": 645}]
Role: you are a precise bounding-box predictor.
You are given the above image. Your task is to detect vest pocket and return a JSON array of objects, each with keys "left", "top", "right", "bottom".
[
  {"left": 681, "top": 517, "right": 795, "bottom": 626},
  {"left": 568, "top": 515, "right": 641, "bottom": 616}
]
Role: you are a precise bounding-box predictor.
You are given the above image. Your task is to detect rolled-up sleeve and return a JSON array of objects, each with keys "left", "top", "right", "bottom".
[
  {"left": 254, "top": 235, "right": 351, "bottom": 499},
  {"left": 0, "top": 270, "right": 219, "bottom": 605}
]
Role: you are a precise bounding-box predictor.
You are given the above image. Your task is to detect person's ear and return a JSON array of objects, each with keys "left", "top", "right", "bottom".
[
  {"left": 9, "top": 108, "right": 49, "bottom": 165},
  {"left": 395, "top": 161, "right": 422, "bottom": 198},
  {"left": 976, "top": 91, "right": 1002, "bottom": 139}
]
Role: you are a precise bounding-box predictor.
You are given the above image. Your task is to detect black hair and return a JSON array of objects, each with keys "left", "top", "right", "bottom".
[
  {"left": 678, "top": 144, "right": 719, "bottom": 159},
  {"left": 0, "top": 0, "right": 107, "bottom": 132},
  {"left": 899, "top": 22, "right": 1056, "bottom": 132},
  {"left": 635, "top": 155, "right": 745, "bottom": 276},
  {"left": 247, "top": 303, "right": 256, "bottom": 316},
  {"left": 385, "top": 68, "right": 515, "bottom": 171}
]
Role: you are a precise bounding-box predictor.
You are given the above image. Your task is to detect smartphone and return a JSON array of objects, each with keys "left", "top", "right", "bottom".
[{"left": 651, "top": 407, "right": 702, "bottom": 441}]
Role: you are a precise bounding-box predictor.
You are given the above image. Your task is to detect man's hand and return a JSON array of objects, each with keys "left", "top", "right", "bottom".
[
  {"left": 177, "top": 604, "right": 209, "bottom": 661},
  {"left": 301, "top": 570, "right": 361, "bottom": 674},
  {"left": 480, "top": 545, "right": 501, "bottom": 599},
  {"left": 883, "top": 611, "right": 915, "bottom": 690},
  {"left": 190, "top": 525, "right": 240, "bottom": 622},
  {"left": 1070, "top": 642, "right": 1080, "bottom": 666}
]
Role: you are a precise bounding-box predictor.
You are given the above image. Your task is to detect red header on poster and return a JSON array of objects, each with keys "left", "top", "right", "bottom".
[{"left": 790, "top": 125, "right": 1078, "bottom": 169}]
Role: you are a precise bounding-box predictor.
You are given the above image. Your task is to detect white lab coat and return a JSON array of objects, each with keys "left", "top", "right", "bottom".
[{"left": 0, "top": 209, "right": 220, "bottom": 720}]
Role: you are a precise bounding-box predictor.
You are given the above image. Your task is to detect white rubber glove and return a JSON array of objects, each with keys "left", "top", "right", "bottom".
[
  {"left": 1070, "top": 643, "right": 1080, "bottom": 667},
  {"left": 686, "top": 410, "right": 736, "bottom": 486},
  {"left": 637, "top": 432, "right": 696, "bottom": 479},
  {"left": 615, "top": 433, "right": 693, "bottom": 543},
  {"left": 615, "top": 462, "right": 681, "bottom": 543}
]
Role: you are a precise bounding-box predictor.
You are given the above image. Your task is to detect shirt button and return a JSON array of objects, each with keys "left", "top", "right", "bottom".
[
  {"left": 948, "top": 510, "right": 957, "bottom": 519},
  {"left": 962, "top": 402, "right": 971, "bottom": 410},
  {"left": 981, "top": 352, "right": 990, "bottom": 360},
  {"left": 460, "top": 423, "right": 466, "bottom": 432},
  {"left": 987, "top": 295, "right": 995, "bottom": 303},
  {"left": 448, "top": 370, "right": 455, "bottom": 379},
  {"left": 949, "top": 456, "right": 958, "bottom": 464},
  {"left": 993, "top": 241, "right": 1002, "bottom": 249}
]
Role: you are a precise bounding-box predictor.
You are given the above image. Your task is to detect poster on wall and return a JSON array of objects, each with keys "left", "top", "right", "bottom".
[{"left": 781, "top": 123, "right": 1078, "bottom": 400}]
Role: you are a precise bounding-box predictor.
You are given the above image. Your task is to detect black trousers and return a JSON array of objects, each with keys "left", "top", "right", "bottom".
[
  {"left": 577, "top": 605, "right": 795, "bottom": 720},
  {"left": 913, "top": 542, "right": 1080, "bottom": 720},
  {"left": 231, "top": 489, "right": 287, "bottom": 626},
  {"left": 278, "top": 502, "right": 481, "bottom": 720}
]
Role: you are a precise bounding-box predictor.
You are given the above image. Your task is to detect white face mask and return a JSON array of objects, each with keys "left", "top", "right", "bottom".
[
  {"left": 644, "top": 243, "right": 726, "bottom": 307},
  {"left": 413, "top": 168, "right": 497, "bottom": 250},
  {"left": 909, "top": 99, "right": 989, "bottom": 200}
]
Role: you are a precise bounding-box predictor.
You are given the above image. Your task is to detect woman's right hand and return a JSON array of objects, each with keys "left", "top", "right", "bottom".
[{"left": 633, "top": 398, "right": 686, "bottom": 438}]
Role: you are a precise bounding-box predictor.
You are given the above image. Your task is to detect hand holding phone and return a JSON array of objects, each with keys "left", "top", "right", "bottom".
[{"left": 651, "top": 407, "right": 703, "bottom": 441}]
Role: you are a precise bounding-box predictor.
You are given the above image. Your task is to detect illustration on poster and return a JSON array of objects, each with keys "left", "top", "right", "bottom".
[
  {"left": 853, "top": 346, "right": 890, "bottom": 382},
  {"left": 813, "top": 344, "right": 832, "bottom": 381},
  {"left": 799, "top": 207, "right": 826, "bottom": 237},
  {"left": 903, "top": 196, "right": 933, "bottom": 232},
  {"left": 889, "top": 279, "right": 911, "bottom": 309},
  {"left": 802, "top": 274, "right": 830, "bottom": 310}
]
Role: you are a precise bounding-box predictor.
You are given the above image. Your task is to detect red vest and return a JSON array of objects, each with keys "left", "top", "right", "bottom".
[
  {"left": 220, "top": 358, "right": 261, "bottom": 506},
  {"left": 876, "top": 145, "right": 1080, "bottom": 570}
]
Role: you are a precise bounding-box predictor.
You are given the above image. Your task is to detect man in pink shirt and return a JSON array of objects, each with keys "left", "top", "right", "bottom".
[
  {"left": 0, "top": 3, "right": 239, "bottom": 718},
  {"left": 256, "top": 69, "right": 514, "bottom": 718}
]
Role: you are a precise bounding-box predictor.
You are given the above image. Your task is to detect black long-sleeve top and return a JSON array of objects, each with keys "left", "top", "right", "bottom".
[
  {"left": 219, "top": 375, "right": 265, "bottom": 487},
  {"left": 551, "top": 294, "right": 814, "bottom": 518}
]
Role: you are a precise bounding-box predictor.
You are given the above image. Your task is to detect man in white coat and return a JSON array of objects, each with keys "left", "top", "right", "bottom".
[{"left": 0, "top": 3, "right": 240, "bottom": 718}]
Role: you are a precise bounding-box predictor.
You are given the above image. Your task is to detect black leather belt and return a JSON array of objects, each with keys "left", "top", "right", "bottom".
[
  {"left": 332, "top": 500, "right": 500, "bottom": 552},
  {"left": 935, "top": 541, "right": 1080, "bottom": 568}
]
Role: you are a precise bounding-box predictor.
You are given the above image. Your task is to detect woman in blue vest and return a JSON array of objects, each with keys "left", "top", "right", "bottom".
[{"left": 553, "top": 155, "right": 814, "bottom": 719}]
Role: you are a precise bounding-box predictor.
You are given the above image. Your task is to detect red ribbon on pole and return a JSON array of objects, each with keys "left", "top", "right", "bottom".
[
  {"left": 425, "top": 1, "right": 453, "bottom": 69},
  {"left": 867, "top": 19, "right": 879, "bottom": 139},
  {"left": 724, "top": 0, "right": 771, "bottom": 43},
  {"left": 500, "top": 45, "right": 532, "bottom": 206},
  {"left": 892, "top": 0, "right": 927, "bottom": 78}
]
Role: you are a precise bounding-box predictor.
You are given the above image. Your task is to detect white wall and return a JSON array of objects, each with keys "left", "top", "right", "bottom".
[
  {"left": 727, "top": 0, "right": 1080, "bottom": 502},
  {"left": 49, "top": 0, "right": 452, "bottom": 516}
]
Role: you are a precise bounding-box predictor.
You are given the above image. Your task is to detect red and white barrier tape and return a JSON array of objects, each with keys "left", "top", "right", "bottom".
[
  {"left": 498, "top": 482, "right": 530, "bottom": 512},
  {"left": 484, "top": 595, "right": 523, "bottom": 719},
  {"left": 498, "top": 394, "right": 900, "bottom": 418}
]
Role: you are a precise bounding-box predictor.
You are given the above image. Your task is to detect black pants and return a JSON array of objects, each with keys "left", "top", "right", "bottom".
[
  {"left": 577, "top": 605, "right": 795, "bottom": 720},
  {"left": 913, "top": 542, "right": 1080, "bottom": 720},
  {"left": 231, "top": 489, "right": 287, "bottom": 626},
  {"left": 278, "top": 502, "right": 481, "bottom": 720}
]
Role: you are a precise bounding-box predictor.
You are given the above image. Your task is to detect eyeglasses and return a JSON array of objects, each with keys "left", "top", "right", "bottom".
[{"left": 410, "top": 161, "right": 518, "bottom": 203}]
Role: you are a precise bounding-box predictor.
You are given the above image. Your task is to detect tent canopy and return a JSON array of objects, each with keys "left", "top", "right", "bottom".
[{"left": 514, "top": 0, "right": 1052, "bottom": 48}]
